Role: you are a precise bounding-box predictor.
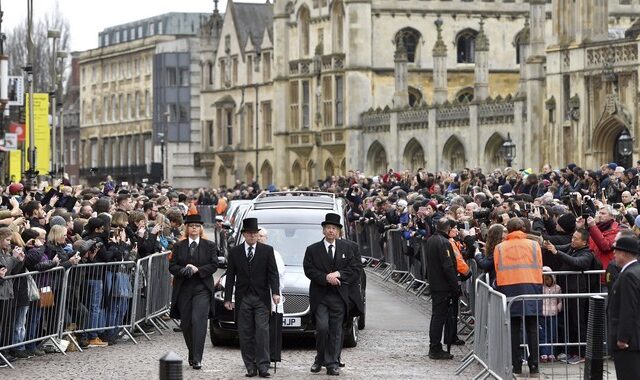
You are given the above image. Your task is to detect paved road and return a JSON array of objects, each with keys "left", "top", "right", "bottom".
[{"left": 6, "top": 271, "right": 476, "bottom": 380}]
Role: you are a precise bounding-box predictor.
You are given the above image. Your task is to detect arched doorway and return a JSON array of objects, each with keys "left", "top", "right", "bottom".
[
  {"left": 245, "top": 163, "right": 255, "bottom": 184},
  {"left": 366, "top": 141, "right": 388, "bottom": 176},
  {"left": 593, "top": 116, "right": 633, "bottom": 169},
  {"left": 442, "top": 135, "right": 466, "bottom": 171},
  {"left": 307, "top": 160, "right": 315, "bottom": 187},
  {"left": 403, "top": 138, "right": 425, "bottom": 172},
  {"left": 484, "top": 132, "right": 506, "bottom": 170},
  {"left": 324, "top": 159, "right": 335, "bottom": 178},
  {"left": 260, "top": 161, "right": 273, "bottom": 188},
  {"left": 217, "top": 166, "right": 227, "bottom": 188},
  {"left": 292, "top": 160, "right": 302, "bottom": 186}
]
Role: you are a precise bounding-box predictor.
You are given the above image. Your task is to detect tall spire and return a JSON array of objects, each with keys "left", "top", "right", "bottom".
[{"left": 214, "top": 0, "right": 219, "bottom": 14}]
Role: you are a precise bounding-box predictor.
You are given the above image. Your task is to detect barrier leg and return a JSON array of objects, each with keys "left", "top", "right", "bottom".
[
  {"left": 122, "top": 328, "right": 138, "bottom": 345},
  {"left": 0, "top": 351, "right": 14, "bottom": 369},
  {"left": 66, "top": 333, "right": 84, "bottom": 353},
  {"left": 147, "top": 318, "right": 164, "bottom": 335},
  {"left": 48, "top": 336, "right": 67, "bottom": 355},
  {"left": 133, "top": 323, "right": 152, "bottom": 341}
]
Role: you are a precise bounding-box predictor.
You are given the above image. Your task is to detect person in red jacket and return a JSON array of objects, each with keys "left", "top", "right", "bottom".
[{"left": 577, "top": 205, "right": 619, "bottom": 287}]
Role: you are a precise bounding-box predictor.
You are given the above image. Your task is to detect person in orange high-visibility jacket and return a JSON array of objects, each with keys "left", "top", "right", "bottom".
[
  {"left": 215, "top": 197, "right": 228, "bottom": 216},
  {"left": 448, "top": 226, "right": 471, "bottom": 279},
  {"left": 493, "top": 217, "right": 543, "bottom": 375}
]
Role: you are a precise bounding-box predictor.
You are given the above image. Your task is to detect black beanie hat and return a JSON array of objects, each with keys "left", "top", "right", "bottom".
[{"left": 557, "top": 213, "right": 576, "bottom": 234}]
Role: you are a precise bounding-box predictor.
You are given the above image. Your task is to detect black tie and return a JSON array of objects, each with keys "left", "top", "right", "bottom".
[
  {"left": 189, "top": 241, "right": 197, "bottom": 257},
  {"left": 328, "top": 244, "right": 334, "bottom": 260},
  {"left": 247, "top": 246, "right": 254, "bottom": 271},
  {"left": 248, "top": 246, "right": 254, "bottom": 262}
]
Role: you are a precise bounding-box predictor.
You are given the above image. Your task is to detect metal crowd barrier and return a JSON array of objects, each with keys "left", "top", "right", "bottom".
[
  {"left": 458, "top": 269, "right": 610, "bottom": 380},
  {"left": 456, "top": 278, "right": 511, "bottom": 380},
  {"left": 0, "top": 267, "right": 67, "bottom": 369},
  {"left": 59, "top": 261, "right": 138, "bottom": 351},
  {"left": 1, "top": 251, "right": 174, "bottom": 369},
  {"left": 365, "top": 223, "right": 383, "bottom": 259},
  {"left": 143, "top": 252, "right": 172, "bottom": 333}
]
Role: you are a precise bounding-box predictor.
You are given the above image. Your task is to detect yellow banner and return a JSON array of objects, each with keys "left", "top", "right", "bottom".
[
  {"left": 9, "top": 150, "right": 22, "bottom": 183},
  {"left": 24, "top": 93, "right": 51, "bottom": 174}
]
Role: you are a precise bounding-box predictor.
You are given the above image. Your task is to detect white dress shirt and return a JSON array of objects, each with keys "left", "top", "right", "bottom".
[{"left": 323, "top": 239, "right": 336, "bottom": 259}]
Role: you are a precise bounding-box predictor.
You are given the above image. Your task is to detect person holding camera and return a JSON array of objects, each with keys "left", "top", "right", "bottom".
[
  {"left": 0, "top": 227, "right": 25, "bottom": 362},
  {"left": 577, "top": 206, "right": 619, "bottom": 288}
]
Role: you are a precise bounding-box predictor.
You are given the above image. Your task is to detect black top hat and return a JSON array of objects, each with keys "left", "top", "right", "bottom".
[
  {"left": 321, "top": 213, "right": 343, "bottom": 229},
  {"left": 613, "top": 236, "right": 639, "bottom": 255},
  {"left": 241, "top": 218, "right": 261, "bottom": 232},
  {"left": 184, "top": 214, "right": 204, "bottom": 225}
]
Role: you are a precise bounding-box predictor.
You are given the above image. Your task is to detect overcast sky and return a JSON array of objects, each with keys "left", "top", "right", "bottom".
[{"left": 3, "top": 0, "right": 255, "bottom": 52}]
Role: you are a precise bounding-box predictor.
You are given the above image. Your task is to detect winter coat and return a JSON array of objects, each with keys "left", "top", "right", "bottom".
[{"left": 542, "top": 271, "right": 563, "bottom": 317}]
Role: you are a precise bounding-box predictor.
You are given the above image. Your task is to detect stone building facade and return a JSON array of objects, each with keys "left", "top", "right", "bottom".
[
  {"left": 78, "top": 12, "right": 210, "bottom": 186},
  {"left": 201, "top": 0, "right": 639, "bottom": 189}
]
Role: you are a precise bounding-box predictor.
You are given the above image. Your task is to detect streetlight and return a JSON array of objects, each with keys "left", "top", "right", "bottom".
[
  {"left": 56, "top": 51, "right": 68, "bottom": 176},
  {"left": 617, "top": 129, "right": 633, "bottom": 157},
  {"left": 500, "top": 133, "right": 516, "bottom": 167},
  {"left": 47, "top": 29, "right": 60, "bottom": 177}
]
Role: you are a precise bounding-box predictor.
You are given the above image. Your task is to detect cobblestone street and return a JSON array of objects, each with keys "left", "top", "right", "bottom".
[{"left": 7, "top": 271, "right": 477, "bottom": 380}]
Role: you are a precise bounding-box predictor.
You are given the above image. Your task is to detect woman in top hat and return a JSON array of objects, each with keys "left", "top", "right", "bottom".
[
  {"left": 169, "top": 214, "right": 219, "bottom": 370},
  {"left": 224, "top": 217, "right": 280, "bottom": 378},
  {"left": 303, "top": 212, "right": 360, "bottom": 376}
]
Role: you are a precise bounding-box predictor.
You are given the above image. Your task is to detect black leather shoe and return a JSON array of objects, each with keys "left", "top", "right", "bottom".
[
  {"left": 452, "top": 338, "right": 465, "bottom": 346},
  {"left": 428, "top": 350, "right": 454, "bottom": 360},
  {"left": 259, "top": 371, "right": 271, "bottom": 378},
  {"left": 339, "top": 361, "right": 345, "bottom": 368},
  {"left": 513, "top": 366, "right": 522, "bottom": 375},
  {"left": 310, "top": 363, "right": 322, "bottom": 373},
  {"left": 529, "top": 365, "right": 539, "bottom": 374},
  {"left": 192, "top": 362, "right": 202, "bottom": 370},
  {"left": 245, "top": 369, "right": 258, "bottom": 377},
  {"left": 188, "top": 360, "right": 194, "bottom": 366},
  {"left": 327, "top": 367, "right": 340, "bottom": 376}
]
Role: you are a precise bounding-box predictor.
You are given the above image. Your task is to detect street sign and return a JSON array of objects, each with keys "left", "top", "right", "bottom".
[
  {"left": 7, "top": 76, "right": 24, "bottom": 106},
  {"left": 4, "top": 133, "right": 18, "bottom": 150}
]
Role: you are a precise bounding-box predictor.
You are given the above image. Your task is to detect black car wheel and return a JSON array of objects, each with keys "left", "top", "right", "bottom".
[
  {"left": 343, "top": 316, "right": 359, "bottom": 348},
  {"left": 209, "top": 319, "right": 233, "bottom": 346}
]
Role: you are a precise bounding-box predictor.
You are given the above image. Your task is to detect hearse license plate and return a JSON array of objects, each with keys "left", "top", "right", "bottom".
[{"left": 282, "top": 317, "right": 301, "bottom": 327}]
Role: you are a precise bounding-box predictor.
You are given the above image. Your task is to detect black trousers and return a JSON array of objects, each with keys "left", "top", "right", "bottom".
[
  {"left": 428, "top": 291, "right": 450, "bottom": 352},
  {"left": 238, "top": 294, "right": 270, "bottom": 373},
  {"left": 511, "top": 316, "right": 539, "bottom": 369},
  {"left": 176, "top": 279, "right": 210, "bottom": 363},
  {"left": 314, "top": 292, "right": 345, "bottom": 370},
  {"left": 614, "top": 350, "right": 640, "bottom": 380}
]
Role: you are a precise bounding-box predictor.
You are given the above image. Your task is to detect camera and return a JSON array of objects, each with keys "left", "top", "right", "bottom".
[
  {"left": 613, "top": 203, "right": 622, "bottom": 210},
  {"left": 524, "top": 203, "right": 532, "bottom": 211},
  {"left": 473, "top": 209, "right": 491, "bottom": 220}
]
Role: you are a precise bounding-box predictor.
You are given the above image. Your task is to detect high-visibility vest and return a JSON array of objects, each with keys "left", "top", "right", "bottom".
[
  {"left": 449, "top": 238, "right": 470, "bottom": 276},
  {"left": 494, "top": 232, "right": 543, "bottom": 286}
]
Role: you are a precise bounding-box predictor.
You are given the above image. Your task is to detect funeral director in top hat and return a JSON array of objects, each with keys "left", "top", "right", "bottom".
[
  {"left": 303, "top": 212, "right": 360, "bottom": 376},
  {"left": 169, "top": 213, "right": 219, "bottom": 370},
  {"left": 225, "top": 218, "right": 280, "bottom": 378}
]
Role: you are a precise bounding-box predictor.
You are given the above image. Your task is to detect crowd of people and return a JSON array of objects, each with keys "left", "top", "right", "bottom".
[
  {"left": 1, "top": 160, "right": 640, "bottom": 377},
  {"left": 0, "top": 176, "right": 231, "bottom": 365}
]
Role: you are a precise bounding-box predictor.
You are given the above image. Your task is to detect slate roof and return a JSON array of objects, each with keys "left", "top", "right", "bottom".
[{"left": 232, "top": 2, "right": 273, "bottom": 51}]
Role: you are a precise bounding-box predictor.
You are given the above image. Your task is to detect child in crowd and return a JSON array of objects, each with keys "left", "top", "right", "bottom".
[{"left": 540, "top": 266, "right": 562, "bottom": 362}]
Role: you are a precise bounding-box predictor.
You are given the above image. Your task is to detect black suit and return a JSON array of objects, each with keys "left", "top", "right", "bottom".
[
  {"left": 169, "top": 238, "right": 218, "bottom": 364},
  {"left": 303, "top": 238, "right": 359, "bottom": 370},
  {"left": 225, "top": 242, "right": 279, "bottom": 373},
  {"left": 608, "top": 260, "right": 640, "bottom": 379}
]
